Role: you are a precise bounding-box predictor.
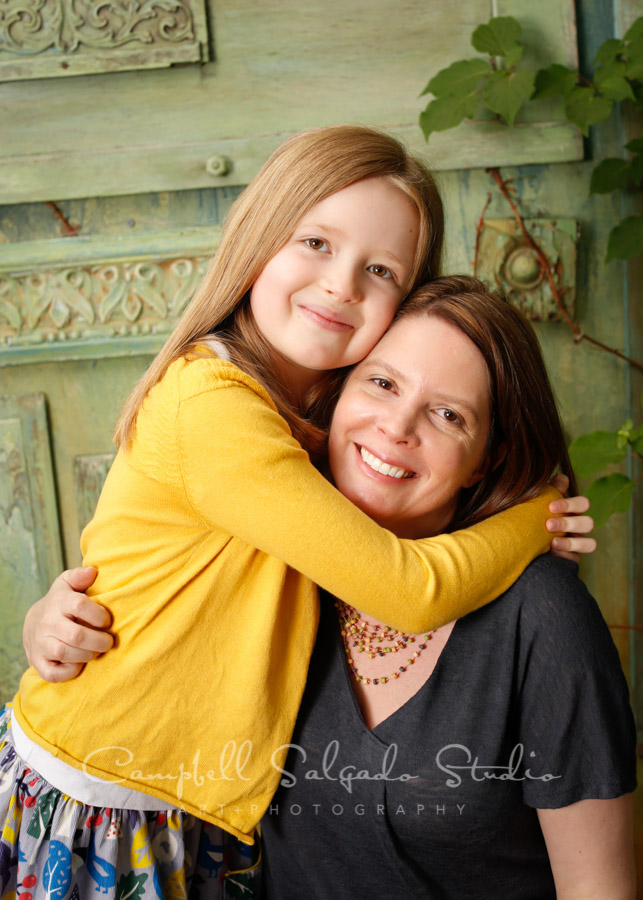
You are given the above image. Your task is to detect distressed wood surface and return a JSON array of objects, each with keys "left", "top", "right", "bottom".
[
  {"left": 0, "top": 0, "right": 582, "bottom": 203},
  {"left": 0, "top": 0, "right": 210, "bottom": 81},
  {"left": 0, "top": 227, "right": 220, "bottom": 364},
  {"left": 0, "top": 393, "right": 62, "bottom": 697}
]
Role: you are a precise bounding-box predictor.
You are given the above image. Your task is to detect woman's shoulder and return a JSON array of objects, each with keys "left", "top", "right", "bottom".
[{"left": 501, "top": 554, "right": 619, "bottom": 664}]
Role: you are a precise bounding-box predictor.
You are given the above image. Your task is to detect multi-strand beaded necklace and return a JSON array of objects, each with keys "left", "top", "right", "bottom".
[{"left": 335, "top": 600, "right": 436, "bottom": 686}]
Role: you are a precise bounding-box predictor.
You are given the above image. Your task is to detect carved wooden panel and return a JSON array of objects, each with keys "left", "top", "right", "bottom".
[
  {"left": 0, "top": 0, "right": 582, "bottom": 203},
  {"left": 0, "top": 228, "right": 218, "bottom": 363},
  {"left": 74, "top": 452, "right": 114, "bottom": 532},
  {"left": 0, "top": 0, "right": 210, "bottom": 80},
  {"left": 0, "top": 393, "right": 62, "bottom": 696}
]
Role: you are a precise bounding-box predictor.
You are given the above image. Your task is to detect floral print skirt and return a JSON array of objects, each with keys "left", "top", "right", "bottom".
[{"left": 0, "top": 706, "right": 261, "bottom": 899}]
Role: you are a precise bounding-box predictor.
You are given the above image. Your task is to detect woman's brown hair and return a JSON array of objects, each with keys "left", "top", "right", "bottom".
[
  {"left": 396, "top": 276, "right": 576, "bottom": 530},
  {"left": 114, "top": 125, "right": 445, "bottom": 458}
]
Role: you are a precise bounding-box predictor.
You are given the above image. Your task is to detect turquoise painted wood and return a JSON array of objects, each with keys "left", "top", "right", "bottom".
[
  {"left": 0, "top": 0, "right": 641, "bottom": 871},
  {"left": 0, "top": 0, "right": 582, "bottom": 203}
]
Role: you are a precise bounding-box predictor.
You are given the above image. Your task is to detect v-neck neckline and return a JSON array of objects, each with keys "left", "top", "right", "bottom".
[{"left": 331, "top": 608, "right": 461, "bottom": 740}]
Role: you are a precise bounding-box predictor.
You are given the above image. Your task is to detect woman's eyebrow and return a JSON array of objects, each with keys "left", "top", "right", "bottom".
[{"left": 359, "top": 359, "right": 406, "bottom": 380}]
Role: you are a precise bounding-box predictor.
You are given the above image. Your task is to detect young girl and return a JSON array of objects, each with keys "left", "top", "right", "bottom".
[{"left": 3, "top": 126, "right": 590, "bottom": 899}]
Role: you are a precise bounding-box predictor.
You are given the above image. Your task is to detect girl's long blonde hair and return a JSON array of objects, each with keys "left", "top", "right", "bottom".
[{"left": 115, "top": 125, "right": 445, "bottom": 457}]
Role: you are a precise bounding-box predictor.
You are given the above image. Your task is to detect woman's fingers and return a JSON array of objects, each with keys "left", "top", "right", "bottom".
[
  {"left": 549, "top": 473, "right": 570, "bottom": 495},
  {"left": 549, "top": 495, "right": 591, "bottom": 515},
  {"left": 551, "top": 535, "right": 598, "bottom": 555},
  {"left": 546, "top": 515, "right": 594, "bottom": 535}
]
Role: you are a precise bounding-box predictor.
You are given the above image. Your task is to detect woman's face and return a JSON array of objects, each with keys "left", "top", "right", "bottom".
[{"left": 328, "top": 314, "right": 492, "bottom": 539}]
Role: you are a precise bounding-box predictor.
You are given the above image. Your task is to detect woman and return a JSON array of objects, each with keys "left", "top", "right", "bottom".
[
  {"left": 259, "top": 277, "right": 636, "bottom": 898},
  {"left": 23, "top": 277, "right": 630, "bottom": 897}
]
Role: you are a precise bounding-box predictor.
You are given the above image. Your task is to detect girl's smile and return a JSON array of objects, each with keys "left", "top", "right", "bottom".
[{"left": 249, "top": 177, "right": 420, "bottom": 394}]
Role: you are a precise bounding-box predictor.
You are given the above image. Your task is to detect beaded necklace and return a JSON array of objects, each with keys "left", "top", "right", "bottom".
[{"left": 335, "top": 600, "right": 436, "bottom": 686}]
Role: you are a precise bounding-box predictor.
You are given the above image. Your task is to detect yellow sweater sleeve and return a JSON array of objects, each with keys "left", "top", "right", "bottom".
[{"left": 172, "top": 361, "right": 559, "bottom": 634}]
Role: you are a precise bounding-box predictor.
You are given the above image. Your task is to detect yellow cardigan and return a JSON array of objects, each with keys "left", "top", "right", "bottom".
[{"left": 14, "top": 355, "right": 558, "bottom": 843}]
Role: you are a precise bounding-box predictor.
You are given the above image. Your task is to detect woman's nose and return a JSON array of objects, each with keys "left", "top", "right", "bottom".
[{"left": 377, "top": 409, "right": 420, "bottom": 446}]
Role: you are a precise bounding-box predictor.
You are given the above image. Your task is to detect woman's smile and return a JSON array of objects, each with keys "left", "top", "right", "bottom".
[{"left": 328, "top": 315, "right": 492, "bottom": 539}]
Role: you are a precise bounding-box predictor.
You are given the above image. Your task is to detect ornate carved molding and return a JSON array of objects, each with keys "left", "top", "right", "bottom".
[
  {"left": 0, "top": 0, "right": 209, "bottom": 79},
  {"left": 0, "top": 253, "right": 210, "bottom": 350}
]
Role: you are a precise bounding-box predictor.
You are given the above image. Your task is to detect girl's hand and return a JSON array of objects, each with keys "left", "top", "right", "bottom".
[
  {"left": 546, "top": 474, "right": 596, "bottom": 563},
  {"left": 23, "top": 567, "right": 114, "bottom": 683}
]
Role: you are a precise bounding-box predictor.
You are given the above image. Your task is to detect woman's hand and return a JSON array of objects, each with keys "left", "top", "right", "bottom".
[
  {"left": 23, "top": 568, "right": 114, "bottom": 683},
  {"left": 546, "top": 473, "right": 596, "bottom": 562}
]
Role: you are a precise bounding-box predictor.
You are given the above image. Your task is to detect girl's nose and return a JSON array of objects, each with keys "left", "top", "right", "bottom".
[{"left": 320, "top": 262, "right": 362, "bottom": 303}]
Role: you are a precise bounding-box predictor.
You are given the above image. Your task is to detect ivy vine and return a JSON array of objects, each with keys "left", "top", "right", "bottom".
[{"left": 419, "top": 15, "right": 642, "bottom": 529}]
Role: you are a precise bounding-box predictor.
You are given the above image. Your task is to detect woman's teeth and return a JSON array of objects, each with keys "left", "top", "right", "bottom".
[{"left": 359, "top": 447, "right": 414, "bottom": 479}]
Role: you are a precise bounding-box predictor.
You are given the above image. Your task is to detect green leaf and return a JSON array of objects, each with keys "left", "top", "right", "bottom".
[
  {"left": 472, "top": 16, "right": 522, "bottom": 59},
  {"left": 594, "top": 58, "right": 628, "bottom": 82},
  {"left": 589, "top": 158, "right": 632, "bottom": 193},
  {"left": 532, "top": 64, "right": 577, "bottom": 99},
  {"left": 569, "top": 430, "right": 627, "bottom": 477},
  {"left": 585, "top": 474, "right": 635, "bottom": 529},
  {"left": 624, "top": 17, "right": 643, "bottom": 42},
  {"left": 595, "top": 60, "right": 636, "bottom": 101},
  {"left": 504, "top": 44, "right": 524, "bottom": 69},
  {"left": 605, "top": 215, "right": 643, "bottom": 262},
  {"left": 630, "top": 153, "right": 643, "bottom": 186},
  {"left": 419, "top": 93, "right": 479, "bottom": 141},
  {"left": 564, "top": 87, "right": 613, "bottom": 135},
  {"left": 594, "top": 38, "right": 625, "bottom": 65},
  {"left": 625, "top": 36, "right": 643, "bottom": 80},
  {"left": 626, "top": 138, "right": 643, "bottom": 152},
  {"left": 482, "top": 68, "right": 535, "bottom": 125},
  {"left": 597, "top": 74, "right": 636, "bottom": 101},
  {"left": 421, "top": 58, "right": 490, "bottom": 98}
]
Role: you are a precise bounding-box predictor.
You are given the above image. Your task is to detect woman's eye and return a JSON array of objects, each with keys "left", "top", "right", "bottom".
[
  {"left": 368, "top": 264, "right": 393, "bottom": 280},
  {"left": 436, "top": 408, "right": 461, "bottom": 425},
  {"left": 371, "top": 377, "right": 395, "bottom": 391},
  {"left": 305, "top": 238, "right": 329, "bottom": 251}
]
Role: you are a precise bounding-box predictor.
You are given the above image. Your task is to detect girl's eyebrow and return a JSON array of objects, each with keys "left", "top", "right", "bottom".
[{"left": 296, "top": 222, "right": 406, "bottom": 267}]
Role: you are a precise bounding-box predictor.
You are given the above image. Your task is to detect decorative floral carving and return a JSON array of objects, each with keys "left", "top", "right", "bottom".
[
  {"left": 0, "top": 254, "right": 209, "bottom": 346},
  {"left": 1, "top": 0, "right": 195, "bottom": 51},
  {"left": 0, "top": 0, "right": 207, "bottom": 78}
]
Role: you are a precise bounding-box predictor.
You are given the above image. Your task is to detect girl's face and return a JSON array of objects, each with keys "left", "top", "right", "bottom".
[
  {"left": 250, "top": 177, "right": 420, "bottom": 394},
  {"left": 328, "top": 315, "right": 492, "bottom": 539}
]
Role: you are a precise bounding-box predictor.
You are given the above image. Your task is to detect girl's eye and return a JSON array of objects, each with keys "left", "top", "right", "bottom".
[
  {"left": 305, "top": 238, "right": 329, "bottom": 251},
  {"left": 436, "top": 408, "right": 461, "bottom": 425},
  {"left": 368, "top": 264, "right": 393, "bottom": 280}
]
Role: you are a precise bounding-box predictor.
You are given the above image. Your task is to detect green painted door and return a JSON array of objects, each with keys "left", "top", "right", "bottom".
[{"left": 0, "top": 0, "right": 639, "bottom": 762}]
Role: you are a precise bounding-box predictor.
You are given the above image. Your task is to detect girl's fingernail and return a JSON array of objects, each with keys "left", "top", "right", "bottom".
[
  {"left": 546, "top": 519, "right": 560, "bottom": 531},
  {"left": 549, "top": 501, "right": 564, "bottom": 513}
]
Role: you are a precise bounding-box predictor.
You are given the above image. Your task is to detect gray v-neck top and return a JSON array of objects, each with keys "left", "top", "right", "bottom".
[{"left": 261, "top": 556, "right": 636, "bottom": 899}]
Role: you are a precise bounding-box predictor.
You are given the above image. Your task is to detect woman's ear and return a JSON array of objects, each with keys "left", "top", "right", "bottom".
[
  {"left": 462, "top": 441, "right": 508, "bottom": 489},
  {"left": 492, "top": 442, "right": 508, "bottom": 471},
  {"left": 462, "top": 454, "right": 491, "bottom": 489}
]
